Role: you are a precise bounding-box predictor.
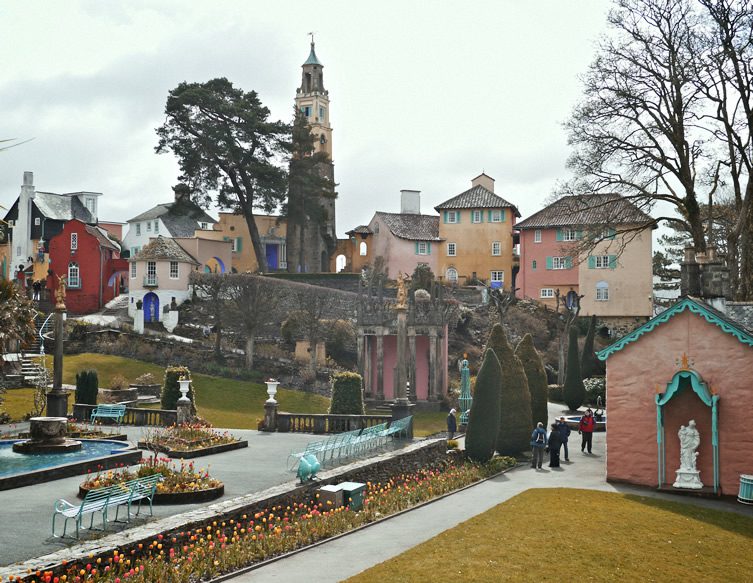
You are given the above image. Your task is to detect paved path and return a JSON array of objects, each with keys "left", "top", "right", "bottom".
[{"left": 228, "top": 408, "right": 753, "bottom": 583}]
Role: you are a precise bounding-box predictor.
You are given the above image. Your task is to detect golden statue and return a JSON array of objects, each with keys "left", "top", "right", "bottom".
[
  {"left": 396, "top": 272, "right": 408, "bottom": 309},
  {"left": 55, "top": 275, "right": 67, "bottom": 310}
]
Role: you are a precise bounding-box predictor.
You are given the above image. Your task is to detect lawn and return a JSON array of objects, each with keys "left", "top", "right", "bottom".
[
  {"left": 346, "top": 488, "right": 753, "bottom": 582},
  {"left": 2, "top": 353, "right": 443, "bottom": 435}
]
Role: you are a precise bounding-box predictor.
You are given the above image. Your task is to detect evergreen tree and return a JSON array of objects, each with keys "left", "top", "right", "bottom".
[
  {"left": 580, "top": 314, "right": 600, "bottom": 379},
  {"left": 329, "top": 372, "right": 364, "bottom": 415},
  {"left": 515, "top": 334, "right": 548, "bottom": 429},
  {"left": 487, "top": 324, "right": 533, "bottom": 456},
  {"left": 75, "top": 370, "right": 99, "bottom": 405},
  {"left": 464, "top": 348, "right": 502, "bottom": 463},
  {"left": 564, "top": 326, "right": 586, "bottom": 411},
  {"left": 161, "top": 366, "right": 196, "bottom": 414}
]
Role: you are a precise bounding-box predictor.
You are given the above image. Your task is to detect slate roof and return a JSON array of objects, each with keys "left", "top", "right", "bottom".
[
  {"left": 375, "top": 212, "right": 441, "bottom": 241},
  {"left": 127, "top": 199, "right": 216, "bottom": 237},
  {"left": 84, "top": 224, "right": 120, "bottom": 253},
  {"left": 33, "top": 192, "right": 94, "bottom": 222},
  {"left": 726, "top": 302, "right": 753, "bottom": 332},
  {"left": 130, "top": 236, "right": 199, "bottom": 265},
  {"left": 516, "top": 193, "right": 654, "bottom": 230},
  {"left": 346, "top": 225, "right": 372, "bottom": 235},
  {"left": 434, "top": 185, "right": 521, "bottom": 217}
]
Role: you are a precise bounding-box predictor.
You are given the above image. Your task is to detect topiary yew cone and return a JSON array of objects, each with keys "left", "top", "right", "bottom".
[
  {"left": 564, "top": 326, "right": 586, "bottom": 411},
  {"left": 487, "top": 324, "right": 533, "bottom": 456},
  {"left": 515, "top": 334, "right": 549, "bottom": 429},
  {"left": 465, "top": 348, "right": 502, "bottom": 463}
]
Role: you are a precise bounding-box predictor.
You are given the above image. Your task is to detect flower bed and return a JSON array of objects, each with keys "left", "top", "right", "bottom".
[
  {"left": 137, "top": 423, "right": 246, "bottom": 458},
  {"left": 79, "top": 457, "right": 224, "bottom": 504},
  {"left": 25, "top": 455, "right": 515, "bottom": 583}
]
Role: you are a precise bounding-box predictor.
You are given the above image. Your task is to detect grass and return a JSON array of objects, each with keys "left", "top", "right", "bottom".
[
  {"left": 2, "top": 354, "right": 443, "bottom": 434},
  {"left": 346, "top": 488, "right": 753, "bottom": 583}
]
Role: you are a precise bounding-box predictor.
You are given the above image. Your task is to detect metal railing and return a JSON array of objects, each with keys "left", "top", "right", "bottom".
[
  {"left": 143, "top": 275, "right": 159, "bottom": 287},
  {"left": 73, "top": 403, "right": 177, "bottom": 426},
  {"left": 276, "top": 413, "right": 391, "bottom": 434}
]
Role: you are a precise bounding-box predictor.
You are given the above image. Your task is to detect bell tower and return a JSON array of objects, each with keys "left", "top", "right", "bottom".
[{"left": 287, "top": 36, "right": 337, "bottom": 273}]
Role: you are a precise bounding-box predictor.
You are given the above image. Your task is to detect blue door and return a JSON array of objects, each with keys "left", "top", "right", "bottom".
[
  {"left": 265, "top": 244, "right": 278, "bottom": 271},
  {"left": 143, "top": 292, "right": 159, "bottom": 322}
]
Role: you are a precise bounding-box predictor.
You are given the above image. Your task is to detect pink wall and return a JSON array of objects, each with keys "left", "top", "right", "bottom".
[
  {"left": 368, "top": 334, "right": 436, "bottom": 401},
  {"left": 605, "top": 310, "right": 753, "bottom": 494},
  {"left": 368, "top": 214, "right": 439, "bottom": 278},
  {"left": 517, "top": 228, "right": 578, "bottom": 302}
]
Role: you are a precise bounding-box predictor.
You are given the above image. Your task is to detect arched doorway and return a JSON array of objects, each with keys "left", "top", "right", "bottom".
[
  {"left": 143, "top": 292, "right": 160, "bottom": 322},
  {"left": 336, "top": 254, "right": 347, "bottom": 273}
]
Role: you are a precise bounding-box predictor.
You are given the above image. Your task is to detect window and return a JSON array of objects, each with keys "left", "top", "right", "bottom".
[
  {"left": 147, "top": 221, "right": 152, "bottom": 232},
  {"left": 489, "top": 209, "right": 504, "bottom": 222},
  {"left": 602, "top": 227, "right": 616, "bottom": 240},
  {"left": 319, "top": 106, "right": 325, "bottom": 120},
  {"left": 540, "top": 288, "right": 554, "bottom": 298},
  {"left": 596, "top": 281, "right": 610, "bottom": 301},
  {"left": 169, "top": 261, "right": 179, "bottom": 279},
  {"left": 447, "top": 242, "right": 456, "bottom": 256},
  {"left": 491, "top": 241, "right": 501, "bottom": 256},
  {"left": 416, "top": 241, "right": 429, "bottom": 255},
  {"left": 70, "top": 232, "right": 78, "bottom": 251},
  {"left": 7, "top": 220, "right": 14, "bottom": 227},
  {"left": 130, "top": 262, "right": 136, "bottom": 279},
  {"left": 302, "top": 105, "right": 312, "bottom": 117},
  {"left": 146, "top": 261, "right": 157, "bottom": 285},
  {"left": 359, "top": 241, "right": 368, "bottom": 256},
  {"left": 471, "top": 210, "right": 482, "bottom": 223},
  {"left": 135, "top": 223, "right": 141, "bottom": 236},
  {"left": 534, "top": 229, "right": 542, "bottom": 243},
  {"left": 588, "top": 255, "right": 616, "bottom": 269},
  {"left": 232, "top": 238, "right": 239, "bottom": 252},
  {"left": 532, "top": 260, "right": 537, "bottom": 270},
  {"left": 85, "top": 197, "right": 95, "bottom": 213},
  {"left": 446, "top": 267, "right": 458, "bottom": 283},
  {"left": 374, "top": 223, "right": 380, "bottom": 234},
  {"left": 154, "top": 220, "right": 159, "bottom": 234},
  {"left": 199, "top": 222, "right": 208, "bottom": 230},
  {"left": 68, "top": 262, "right": 80, "bottom": 288},
  {"left": 557, "top": 228, "right": 579, "bottom": 241},
  {"left": 547, "top": 256, "right": 571, "bottom": 270},
  {"left": 445, "top": 210, "right": 459, "bottom": 224},
  {"left": 34, "top": 217, "right": 41, "bottom": 226},
  {"left": 490, "top": 271, "right": 504, "bottom": 288}
]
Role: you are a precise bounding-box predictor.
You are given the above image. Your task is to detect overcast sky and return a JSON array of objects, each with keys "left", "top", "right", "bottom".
[{"left": 0, "top": 0, "right": 610, "bottom": 237}]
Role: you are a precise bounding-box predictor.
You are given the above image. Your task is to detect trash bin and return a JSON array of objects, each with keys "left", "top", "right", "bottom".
[
  {"left": 738, "top": 474, "right": 753, "bottom": 504},
  {"left": 339, "top": 481, "right": 366, "bottom": 511},
  {"left": 318, "top": 484, "right": 344, "bottom": 508}
]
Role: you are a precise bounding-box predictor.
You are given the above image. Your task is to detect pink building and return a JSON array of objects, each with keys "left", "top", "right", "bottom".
[
  {"left": 598, "top": 295, "right": 753, "bottom": 495},
  {"left": 516, "top": 193, "right": 654, "bottom": 331}
]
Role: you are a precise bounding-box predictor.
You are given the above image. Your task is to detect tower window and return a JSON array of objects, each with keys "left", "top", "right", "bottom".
[
  {"left": 359, "top": 242, "right": 368, "bottom": 256},
  {"left": 319, "top": 106, "right": 325, "bottom": 120},
  {"left": 320, "top": 134, "right": 326, "bottom": 144},
  {"left": 302, "top": 105, "right": 311, "bottom": 117}
]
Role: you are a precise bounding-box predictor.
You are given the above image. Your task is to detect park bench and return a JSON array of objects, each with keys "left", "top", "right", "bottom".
[
  {"left": 90, "top": 404, "right": 126, "bottom": 425},
  {"left": 52, "top": 474, "right": 162, "bottom": 538}
]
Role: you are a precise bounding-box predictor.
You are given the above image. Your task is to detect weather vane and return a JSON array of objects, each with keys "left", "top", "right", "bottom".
[{"left": 308, "top": 31, "right": 315, "bottom": 45}]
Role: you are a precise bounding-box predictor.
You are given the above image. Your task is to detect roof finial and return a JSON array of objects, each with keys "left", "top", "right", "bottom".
[{"left": 308, "top": 31, "right": 315, "bottom": 47}]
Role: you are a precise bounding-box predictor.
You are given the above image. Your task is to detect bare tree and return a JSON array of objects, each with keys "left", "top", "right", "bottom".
[
  {"left": 225, "top": 274, "right": 279, "bottom": 369},
  {"left": 296, "top": 287, "right": 329, "bottom": 371},
  {"left": 555, "top": 289, "right": 583, "bottom": 386},
  {"left": 190, "top": 272, "right": 230, "bottom": 361}
]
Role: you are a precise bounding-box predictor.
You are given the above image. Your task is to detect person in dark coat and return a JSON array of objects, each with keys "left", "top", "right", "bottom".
[
  {"left": 530, "top": 422, "right": 547, "bottom": 469},
  {"left": 447, "top": 408, "right": 457, "bottom": 440},
  {"left": 547, "top": 422, "right": 563, "bottom": 467},
  {"left": 556, "top": 416, "right": 572, "bottom": 461}
]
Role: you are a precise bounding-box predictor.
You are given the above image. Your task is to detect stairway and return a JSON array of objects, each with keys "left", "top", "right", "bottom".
[
  {"left": 20, "top": 355, "right": 47, "bottom": 386},
  {"left": 19, "top": 312, "right": 50, "bottom": 386}
]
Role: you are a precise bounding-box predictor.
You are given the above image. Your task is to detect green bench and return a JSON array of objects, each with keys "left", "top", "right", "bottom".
[
  {"left": 52, "top": 474, "right": 162, "bottom": 538},
  {"left": 90, "top": 404, "right": 127, "bottom": 425}
]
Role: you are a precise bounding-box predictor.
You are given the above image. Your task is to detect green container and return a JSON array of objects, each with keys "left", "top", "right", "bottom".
[
  {"left": 339, "top": 481, "right": 366, "bottom": 511},
  {"left": 738, "top": 474, "right": 753, "bottom": 504}
]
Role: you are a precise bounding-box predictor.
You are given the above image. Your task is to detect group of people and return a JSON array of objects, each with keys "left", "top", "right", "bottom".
[{"left": 530, "top": 408, "right": 596, "bottom": 469}]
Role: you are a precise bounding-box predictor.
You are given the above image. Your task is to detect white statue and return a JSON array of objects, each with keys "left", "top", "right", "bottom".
[
  {"left": 678, "top": 420, "right": 700, "bottom": 470},
  {"left": 673, "top": 419, "right": 703, "bottom": 489}
]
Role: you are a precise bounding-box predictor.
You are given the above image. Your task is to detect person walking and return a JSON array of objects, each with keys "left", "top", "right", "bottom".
[
  {"left": 32, "top": 280, "right": 41, "bottom": 301},
  {"left": 547, "top": 422, "right": 563, "bottom": 467},
  {"left": 446, "top": 408, "right": 457, "bottom": 440},
  {"left": 579, "top": 408, "right": 595, "bottom": 454},
  {"left": 556, "top": 416, "right": 571, "bottom": 461},
  {"left": 530, "top": 422, "right": 547, "bottom": 469}
]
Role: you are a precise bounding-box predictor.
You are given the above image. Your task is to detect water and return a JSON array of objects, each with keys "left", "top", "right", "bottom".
[{"left": 0, "top": 439, "right": 131, "bottom": 477}]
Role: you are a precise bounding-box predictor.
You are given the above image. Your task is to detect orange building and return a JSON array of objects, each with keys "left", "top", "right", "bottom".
[{"left": 207, "top": 213, "right": 287, "bottom": 273}]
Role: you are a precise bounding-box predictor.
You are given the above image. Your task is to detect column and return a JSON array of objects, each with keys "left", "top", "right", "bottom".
[
  {"left": 428, "top": 329, "right": 437, "bottom": 401},
  {"left": 376, "top": 331, "right": 384, "bottom": 401},
  {"left": 408, "top": 330, "right": 417, "bottom": 402},
  {"left": 363, "top": 335, "right": 373, "bottom": 397}
]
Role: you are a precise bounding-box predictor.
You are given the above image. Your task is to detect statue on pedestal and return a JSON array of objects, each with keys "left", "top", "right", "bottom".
[
  {"left": 673, "top": 419, "right": 703, "bottom": 489},
  {"left": 395, "top": 272, "right": 408, "bottom": 309}
]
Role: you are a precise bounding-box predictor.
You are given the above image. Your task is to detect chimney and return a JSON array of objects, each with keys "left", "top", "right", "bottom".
[
  {"left": 23, "top": 171, "right": 33, "bottom": 186},
  {"left": 400, "top": 190, "right": 421, "bottom": 214},
  {"left": 471, "top": 173, "right": 495, "bottom": 192},
  {"left": 680, "top": 247, "right": 701, "bottom": 297}
]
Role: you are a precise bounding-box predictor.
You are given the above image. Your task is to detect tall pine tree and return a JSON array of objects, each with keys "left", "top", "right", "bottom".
[{"left": 487, "top": 324, "right": 533, "bottom": 456}]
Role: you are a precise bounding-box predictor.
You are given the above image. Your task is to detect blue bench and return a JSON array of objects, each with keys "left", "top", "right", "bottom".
[{"left": 90, "top": 404, "right": 126, "bottom": 425}]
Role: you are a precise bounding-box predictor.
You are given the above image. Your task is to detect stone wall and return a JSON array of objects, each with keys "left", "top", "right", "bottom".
[{"left": 597, "top": 315, "right": 650, "bottom": 338}]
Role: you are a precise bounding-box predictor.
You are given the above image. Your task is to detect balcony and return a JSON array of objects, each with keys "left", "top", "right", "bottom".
[{"left": 143, "top": 275, "right": 158, "bottom": 288}]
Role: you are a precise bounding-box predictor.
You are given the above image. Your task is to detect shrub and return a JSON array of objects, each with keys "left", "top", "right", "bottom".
[
  {"left": 161, "top": 366, "right": 196, "bottom": 413},
  {"left": 75, "top": 369, "right": 99, "bottom": 405},
  {"left": 564, "top": 327, "right": 586, "bottom": 411},
  {"left": 133, "top": 372, "right": 158, "bottom": 385},
  {"left": 584, "top": 376, "right": 606, "bottom": 406},
  {"left": 108, "top": 374, "right": 130, "bottom": 391},
  {"left": 487, "top": 324, "right": 533, "bottom": 456},
  {"left": 548, "top": 384, "right": 564, "bottom": 403},
  {"left": 515, "top": 333, "right": 549, "bottom": 428},
  {"left": 465, "top": 348, "right": 502, "bottom": 463},
  {"left": 329, "top": 372, "right": 364, "bottom": 415}
]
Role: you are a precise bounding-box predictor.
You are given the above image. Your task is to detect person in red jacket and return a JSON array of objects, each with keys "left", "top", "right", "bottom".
[{"left": 579, "top": 408, "right": 595, "bottom": 454}]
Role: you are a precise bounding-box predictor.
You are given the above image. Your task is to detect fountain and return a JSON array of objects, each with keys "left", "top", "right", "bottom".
[{"left": 12, "top": 417, "right": 82, "bottom": 454}]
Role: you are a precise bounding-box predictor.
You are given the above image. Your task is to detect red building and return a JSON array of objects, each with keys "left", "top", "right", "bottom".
[{"left": 48, "top": 219, "right": 129, "bottom": 314}]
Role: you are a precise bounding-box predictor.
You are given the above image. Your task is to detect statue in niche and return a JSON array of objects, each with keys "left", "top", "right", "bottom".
[
  {"left": 678, "top": 419, "right": 700, "bottom": 471},
  {"left": 395, "top": 272, "right": 408, "bottom": 309}
]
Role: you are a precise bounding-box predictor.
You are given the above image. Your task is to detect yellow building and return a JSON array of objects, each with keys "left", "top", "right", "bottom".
[
  {"left": 207, "top": 213, "right": 287, "bottom": 273},
  {"left": 434, "top": 174, "right": 520, "bottom": 289}
]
